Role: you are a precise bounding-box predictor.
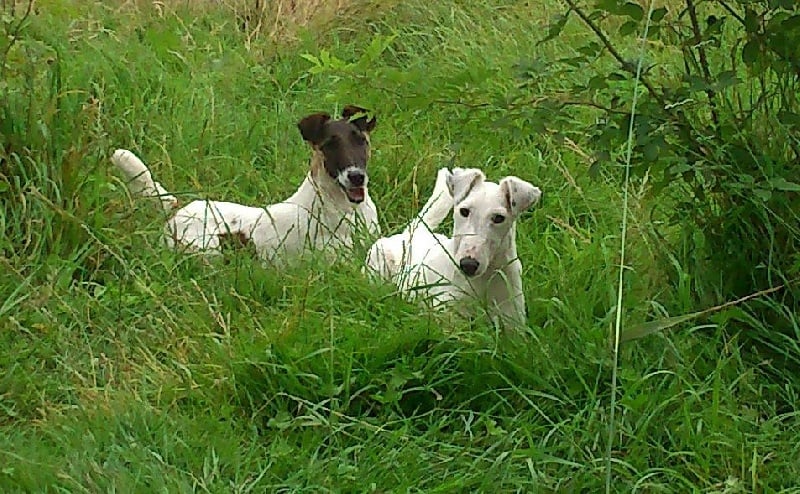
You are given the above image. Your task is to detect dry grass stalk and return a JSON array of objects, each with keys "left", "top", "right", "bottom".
[{"left": 223, "top": 0, "right": 355, "bottom": 43}]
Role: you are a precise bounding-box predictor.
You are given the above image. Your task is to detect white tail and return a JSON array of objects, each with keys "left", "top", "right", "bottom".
[
  {"left": 402, "top": 167, "right": 453, "bottom": 237},
  {"left": 110, "top": 149, "right": 178, "bottom": 212}
]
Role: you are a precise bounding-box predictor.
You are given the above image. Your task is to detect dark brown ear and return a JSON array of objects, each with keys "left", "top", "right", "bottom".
[
  {"left": 297, "top": 112, "right": 331, "bottom": 145},
  {"left": 342, "top": 105, "right": 376, "bottom": 133}
]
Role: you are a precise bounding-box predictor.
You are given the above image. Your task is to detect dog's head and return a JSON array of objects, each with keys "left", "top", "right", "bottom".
[
  {"left": 297, "top": 105, "right": 376, "bottom": 204},
  {"left": 447, "top": 168, "right": 542, "bottom": 277}
]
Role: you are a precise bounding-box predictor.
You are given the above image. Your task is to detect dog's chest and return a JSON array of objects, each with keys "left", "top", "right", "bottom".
[{"left": 314, "top": 208, "right": 362, "bottom": 248}]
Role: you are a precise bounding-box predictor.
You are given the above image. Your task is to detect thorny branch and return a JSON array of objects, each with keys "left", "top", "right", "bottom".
[
  {"left": 686, "top": 0, "right": 720, "bottom": 128},
  {"left": 554, "top": 0, "right": 718, "bottom": 160},
  {"left": 560, "top": 0, "right": 666, "bottom": 108},
  {"left": 715, "top": 0, "right": 746, "bottom": 26}
]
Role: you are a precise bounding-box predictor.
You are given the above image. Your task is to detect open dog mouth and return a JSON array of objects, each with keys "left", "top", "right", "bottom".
[{"left": 344, "top": 186, "right": 366, "bottom": 203}]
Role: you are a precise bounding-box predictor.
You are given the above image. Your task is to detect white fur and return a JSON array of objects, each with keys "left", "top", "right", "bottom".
[
  {"left": 365, "top": 167, "right": 541, "bottom": 328},
  {"left": 111, "top": 149, "right": 379, "bottom": 265}
]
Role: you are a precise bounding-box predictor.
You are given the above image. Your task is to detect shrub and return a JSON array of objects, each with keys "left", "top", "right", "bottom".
[{"left": 513, "top": 0, "right": 800, "bottom": 359}]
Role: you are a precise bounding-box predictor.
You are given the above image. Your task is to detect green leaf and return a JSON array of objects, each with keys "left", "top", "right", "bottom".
[
  {"left": 643, "top": 141, "right": 659, "bottom": 162},
  {"left": 704, "top": 15, "right": 724, "bottom": 38},
  {"left": 382, "top": 67, "right": 410, "bottom": 84},
  {"left": 668, "top": 163, "right": 692, "bottom": 175},
  {"left": 588, "top": 160, "right": 602, "bottom": 180},
  {"left": 595, "top": 0, "right": 620, "bottom": 13},
  {"left": 685, "top": 75, "right": 709, "bottom": 92},
  {"left": 619, "top": 2, "right": 644, "bottom": 21},
  {"left": 744, "top": 8, "right": 760, "bottom": 34},
  {"left": 577, "top": 42, "right": 602, "bottom": 57},
  {"left": 588, "top": 75, "right": 608, "bottom": 90},
  {"left": 618, "top": 20, "right": 639, "bottom": 36},
  {"left": 621, "top": 310, "right": 705, "bottom": 343},
  {"left": 267, "top": 410, "right": 293, "bottom": 430},
  {"left": 651, "top": 7, "right": 668, "bottom": 22},
  {"left": 589, "top": 150, "right": 610, "bottom": 180},
  {"left": 300, "top": 53, "right": 321, "bottom": 66},
  {"left": 768, "top": 178, "right": 800, "bottom": 192},
  {"left": 741, "top": 39, "right": 760, "bottom": 66},
  {"left": 766, "top": 11, "right": 790, "bottom": 34},
  {"left": 781, "top": 14, "right": 800, "bottom": 31},
  {"left": 363, "top": 34, "right": 397, "bottom": 62},
  {"left": 645, "top": 25, "right": 661, "bottom": 39},
  {"left": 738, "top": 174, "right": 755, "bottom": 185},
  {"left": 754, "top": 188, "right": 772, "bottom": 201},
  {"left": 539, "top": 11, "right": 571, "bottom": 45},
  {"left": 560, "top": 55, "right": 589, "bottom": 68},
  {"left": 777, "top": 110, "right": 800, "bottom": 127},
  {"left": 715, "top": 70, "right": 740, "bottom": 89}
]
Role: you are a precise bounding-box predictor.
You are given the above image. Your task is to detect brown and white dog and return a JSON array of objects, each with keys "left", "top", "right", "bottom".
[{"left": 111, "top": 106, "right": 380, "bottom": 265}]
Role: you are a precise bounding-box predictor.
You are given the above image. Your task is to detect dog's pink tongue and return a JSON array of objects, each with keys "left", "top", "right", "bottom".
[{"left": 348, "top": 187, "right": 365, "bottom": 202}]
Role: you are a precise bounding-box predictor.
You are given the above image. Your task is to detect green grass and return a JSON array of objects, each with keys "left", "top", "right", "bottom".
[{"left": 1, "top": 0, "right": 799, "bottom": 492}]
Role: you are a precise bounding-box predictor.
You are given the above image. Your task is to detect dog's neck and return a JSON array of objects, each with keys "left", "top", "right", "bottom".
[{"left": 286, "top": 150, "right": 360, "bottom": 213}]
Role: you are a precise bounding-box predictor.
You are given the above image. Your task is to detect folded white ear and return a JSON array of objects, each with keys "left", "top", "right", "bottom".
[
  {"left": 447, "top": 168, "right": 485, "bottom": 204},
  {"left": 500, "top": 176, "right": 541, "bottom": 216}
]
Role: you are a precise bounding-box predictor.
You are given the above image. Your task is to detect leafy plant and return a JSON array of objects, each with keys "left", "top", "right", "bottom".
[{"left": 527, "top": 0, "right": 799, "bottom": 307}]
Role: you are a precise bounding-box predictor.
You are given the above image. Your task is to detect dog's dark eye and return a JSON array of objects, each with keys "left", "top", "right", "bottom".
[
  {"left": 459, "top": 207, "right": 470, "bottom": 218},
  {"left": 491, "top": 214, "right": 506, "bottom": 224},
  {"left": 322, "top": 136, "right": 339, "bottom": 149}
]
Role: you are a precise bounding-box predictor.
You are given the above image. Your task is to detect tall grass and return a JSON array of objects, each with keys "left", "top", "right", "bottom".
[{"left": 1, "top": 0, "right": 798, "bottom": 491}]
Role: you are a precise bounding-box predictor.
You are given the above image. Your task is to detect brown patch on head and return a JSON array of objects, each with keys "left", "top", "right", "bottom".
[
  {"left": 297, "top": 105, "right": 378, "bottom": 204},
  {"left": 341, "top": 105, "right": 376, "bottom": 134},
  {"left": 217, "top": 231, "right": 256, "bottom": 259}
]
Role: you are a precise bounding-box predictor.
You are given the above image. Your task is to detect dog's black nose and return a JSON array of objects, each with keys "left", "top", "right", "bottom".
[
  {"left": 459, "top": 257, "right": 480, "bottom": 276},
  {"left": 347, "top": 170, "right": 365, "bottom": 187}
]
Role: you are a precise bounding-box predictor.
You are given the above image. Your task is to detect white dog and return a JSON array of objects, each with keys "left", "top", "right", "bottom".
[
  {"left": 111, "top": 106, "right": 380, "bottom": 265},
  {"left": 365, "top": 167, "right": 542, "bottom": 328}
]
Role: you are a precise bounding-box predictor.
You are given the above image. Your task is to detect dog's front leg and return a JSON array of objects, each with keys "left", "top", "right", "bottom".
[
  {"left": 488, "top": 266, "right": 528, "bottom": 330},
  {"left": 491, "top": 292, "right": 527, "bottom": 330}
]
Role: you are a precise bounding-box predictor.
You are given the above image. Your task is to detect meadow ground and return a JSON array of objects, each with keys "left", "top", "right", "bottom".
[{"left": 1, "top": 0, "right": 799, "bottom": 492}]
